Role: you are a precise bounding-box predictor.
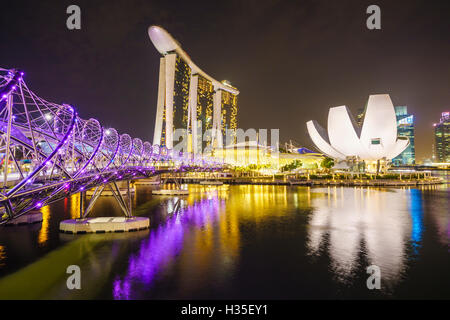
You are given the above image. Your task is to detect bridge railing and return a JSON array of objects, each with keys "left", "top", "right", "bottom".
[{"left": 0, "top": 67, "right": 221, "bottom": 222}]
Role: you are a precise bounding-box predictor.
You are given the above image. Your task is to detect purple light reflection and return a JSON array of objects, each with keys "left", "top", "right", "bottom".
[{"left": 112, "top": 196, "right": 221, "bottom": 300}]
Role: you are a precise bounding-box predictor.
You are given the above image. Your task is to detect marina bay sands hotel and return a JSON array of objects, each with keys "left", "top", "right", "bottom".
[{"left": 148, "top": 26, "right": 239, "bottom": 154}]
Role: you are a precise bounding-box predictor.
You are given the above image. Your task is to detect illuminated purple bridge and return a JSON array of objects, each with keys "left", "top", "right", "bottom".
[{"left": 0, "top": 68, "right": 221, "bottom": 225}]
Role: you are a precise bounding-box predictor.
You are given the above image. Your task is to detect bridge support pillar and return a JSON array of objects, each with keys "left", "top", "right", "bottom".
[
  {"left": 59, "top": 182, "right": 149, "bottom": 234},
  {"left": 152, "top": 171, "right": 189, "bottom": 196},
  {"left": 127, "top": 180, "right": 132, "bottom": 217},
  {"left": 79, "top": 191, "right": 86, "bottom": 219}
]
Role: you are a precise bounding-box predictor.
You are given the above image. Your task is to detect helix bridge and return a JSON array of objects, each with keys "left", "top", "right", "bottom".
[{"left": 0, "top": 68, "right": 221, "bottom": 225}]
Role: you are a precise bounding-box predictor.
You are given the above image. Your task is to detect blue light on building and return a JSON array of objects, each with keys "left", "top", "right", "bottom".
[{"left": 393, "top": 106, "right": 415, "bottom": 165}]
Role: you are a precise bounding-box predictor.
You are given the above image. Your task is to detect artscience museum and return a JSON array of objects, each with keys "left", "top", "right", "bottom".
[{"left": 306, "top": 94, "right": 409, "bottom": 172}]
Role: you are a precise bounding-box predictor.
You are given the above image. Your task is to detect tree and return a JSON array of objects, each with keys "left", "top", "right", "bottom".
[
  {"left": 279, "top": 147, "right": 287, "bottom": 153},
  {"left": 321, "top": 157, "right": 334, "bottom": 171},
  {"left": 280, "top": 160, "right": 302, "bottom": 172}
]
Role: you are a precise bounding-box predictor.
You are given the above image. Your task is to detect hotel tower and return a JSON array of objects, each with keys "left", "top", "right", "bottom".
[{"left": 148, "top": 26, "right": 239, "bottom": 154}]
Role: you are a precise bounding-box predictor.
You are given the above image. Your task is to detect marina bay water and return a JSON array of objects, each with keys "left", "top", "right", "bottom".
[{"left": 0, "top": 179, "right": 448, "bottom": 299}]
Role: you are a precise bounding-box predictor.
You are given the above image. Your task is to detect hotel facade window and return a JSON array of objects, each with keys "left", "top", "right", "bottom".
[
  {"left": 196, "top": 75, "right": 214, "bottom": 150},
  {"left": 220, "top": 86, "right": 238, "bottom": 146},
  {"left": 172, "top": 55, "right": 191, "bottom": 130}
]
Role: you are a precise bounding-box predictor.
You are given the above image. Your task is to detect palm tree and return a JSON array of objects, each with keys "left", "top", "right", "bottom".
[{"left": 321, "top": 157, "right": 334, "bottom": 173}]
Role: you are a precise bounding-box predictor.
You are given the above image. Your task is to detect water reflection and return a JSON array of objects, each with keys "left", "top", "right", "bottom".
[
  {"left": 408, "top": 189, "right": 424, "bottom": 255},
  {"left": 38, "top": 206, "right": 51, "bottom": 246},
  {"left": 0, "top": 246, "right": 5, "bottom": 267},
  {"left": 307, "top": 187, "right": 420, "bottom": 286},
  {"left": 113, "top": 184, "right": 440, "bottom": 298},
  {"left": 112, "top": 185, "right": 316, "bottom": 299},
  {"left": 69, "top": 193, "right": 80, "bottom": 219},
  {"left": 113, "top": 190, "right": 226, "bottom": 299},
  {"left": 0, "top": 231, "right": 149, "bottom": 299},
  {"left": 423, "top": 185, "right": 450, "bottom": 249},
  {"left": 0, "top": 183, "right": 448, "bottom": 299}
]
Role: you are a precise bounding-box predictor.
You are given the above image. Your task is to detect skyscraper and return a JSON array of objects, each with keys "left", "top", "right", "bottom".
[
  {"left": 392, "top": 106, "right": 415, "bottom": 165},
  {"left": 217, "top": 81, "right": 238, "bottom": 146},
  {"left": 148, "top": 26, "right": 239, "bottom": 153},
  {"left": 193, "top": 74, "right": 214, "bottom": 150},
  {"left": 434, "top": 112, "right": 450, "bottom": 163}
]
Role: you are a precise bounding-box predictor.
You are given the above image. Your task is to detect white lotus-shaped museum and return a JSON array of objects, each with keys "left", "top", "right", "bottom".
[{"left": 306, "top": 94, "right": 409, "bottom": 161}]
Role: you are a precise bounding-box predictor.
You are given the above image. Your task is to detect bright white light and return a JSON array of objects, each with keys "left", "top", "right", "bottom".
[
  {"left": 44, "top": 113, "right": 53, "bottom": 121},
  {"left": 306, "top": 94, "right": 409, "bottom": 161},
  {"left": 105, "top": 129, "right": 111, "bottom": 135}
]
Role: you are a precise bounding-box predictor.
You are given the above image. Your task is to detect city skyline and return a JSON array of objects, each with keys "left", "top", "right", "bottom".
[
  {"left": 0, "top": 0, "right": 449, "bottom": 304},
  {"left": 0, "top": 0, "right": 449, "bottom": 162}
]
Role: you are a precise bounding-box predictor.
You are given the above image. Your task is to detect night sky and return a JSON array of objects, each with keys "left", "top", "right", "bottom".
[{"left": 1, "top": 0, "right": 449, "bottom": 161}]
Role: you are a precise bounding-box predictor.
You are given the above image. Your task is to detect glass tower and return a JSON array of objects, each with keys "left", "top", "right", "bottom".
[
  {"left": 392, "top": 106, "right": 415, "bottom": 165},
  {"left": 434, "top": 112, "right": 450, "bottom": 163}
]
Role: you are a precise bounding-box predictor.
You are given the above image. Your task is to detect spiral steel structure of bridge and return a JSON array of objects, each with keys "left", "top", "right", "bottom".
[{"left": 0, "top": 68, "right": 221, "bottom": 224}]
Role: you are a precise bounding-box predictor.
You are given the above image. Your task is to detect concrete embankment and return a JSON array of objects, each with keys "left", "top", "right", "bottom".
[{"left": 177, "top": 177, "right": 444, "bottom": 187}]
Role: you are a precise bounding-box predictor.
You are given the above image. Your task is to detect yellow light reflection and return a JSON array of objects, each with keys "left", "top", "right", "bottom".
[
  {"left": 0, "top": 245, "right": 6, "bottom": 267},
  {"left": 70, "top": 193, "right": 80, "bottom": 219},
  {"left": 37, "top": 206, "right": 51, "bottom": 245}
]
